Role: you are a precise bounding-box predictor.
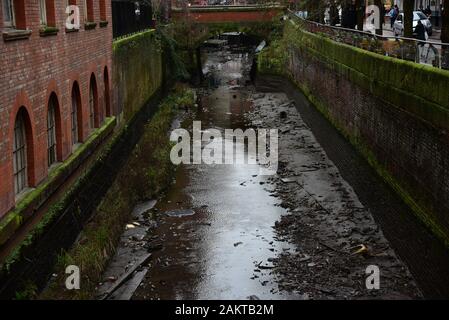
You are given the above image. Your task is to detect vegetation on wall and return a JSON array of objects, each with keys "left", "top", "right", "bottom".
[
  {"left": 257, "top": 38, "right": 288, "bottom": 76},
  {"left": 0, "top": 118, "right": 117, "bottom": 272},
  {"left": 40, "top": 86, "right": 195, "bottom": 300},
  {"left": 257, "top": 17, "right": 449, "bottom": 248},
  {"left": 113, "top": 29, "right": 163, "bottom": 121},
  {"left": 156, "top": 28, "right": 190, "bottom": 81}
]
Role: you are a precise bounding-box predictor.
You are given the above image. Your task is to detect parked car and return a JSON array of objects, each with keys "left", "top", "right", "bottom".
[{"left": 393, "top": 11, "right": 433, "bottom": 37}]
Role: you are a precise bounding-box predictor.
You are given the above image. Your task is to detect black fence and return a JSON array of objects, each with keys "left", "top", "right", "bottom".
[{"left": 112, "top": 0, "right": 153, "bottom": 39}]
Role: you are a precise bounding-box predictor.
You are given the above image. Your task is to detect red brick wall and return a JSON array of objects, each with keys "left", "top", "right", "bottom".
[
  {"left": 287, "top": 42, "right": 449, "bottom": 241},
  {"left": 0, "top": 1, "right": 113, "bottom": 218}
]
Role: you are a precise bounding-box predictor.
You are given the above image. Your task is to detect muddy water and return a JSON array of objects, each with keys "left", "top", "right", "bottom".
[{"left": 129, "top": 43, "right": 302, "bottom": 300}]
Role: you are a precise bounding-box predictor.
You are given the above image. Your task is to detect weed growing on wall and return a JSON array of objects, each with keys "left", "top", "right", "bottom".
[{"left": 40, "top": 86, "right": 195, "bottom": 300}]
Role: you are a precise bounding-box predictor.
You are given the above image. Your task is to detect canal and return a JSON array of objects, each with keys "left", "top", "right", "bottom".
[{"left": 97, "top": 34, "right": 449, "bottom": 300}]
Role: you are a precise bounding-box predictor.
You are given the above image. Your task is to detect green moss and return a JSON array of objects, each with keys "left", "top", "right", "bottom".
[
  {"left": 0, "top": 118, "right": 116, "bottom": 250},
  {"left": 40, "top": 87, "right": 195, "bottom": 300},
  {"left": 257, "top": 19, "right": 449, "bottom": 247},
  {"left": 14, "top": 281, "right": 38, "bottom": 300},
  {"left": 283, "top": 22, "right": 449, "bottom": 114},
  {"left": 113, "top": 29, "right": 164, "bottom": 121},
  {"left": 39, "top": 26, "right": 59, "bottom": 36},
  {"left": 257, "top": 38, "right": 288, "bottom": 76},
  {"left": 113, "top": 29, "right": 156, "bottom": 51},
  {"left": 84, "top": 22, "right": 97, "bottom": 30},
  {"left": 287, "top": 72, "right": 449, "bottom": 249},
  {"left": 289, "top": 39, "right": 449, "bottom": 130}
]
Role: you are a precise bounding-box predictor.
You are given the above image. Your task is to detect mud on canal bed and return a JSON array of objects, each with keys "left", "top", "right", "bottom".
[{"left": 97, "top": 39, "right": 421, "bottom": 300}]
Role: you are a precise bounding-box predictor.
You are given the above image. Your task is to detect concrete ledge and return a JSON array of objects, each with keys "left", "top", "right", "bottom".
[{"left": 0, "top": 117, "right": 116, "bottom": 248}]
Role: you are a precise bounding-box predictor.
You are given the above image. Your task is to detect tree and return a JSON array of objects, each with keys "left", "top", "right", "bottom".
[
  {"left": 442, "top": 0, "right": 449, "bottom": 43},
  {"left": 374, "top": 0, "right": 383, "bottom": 35},
  {"left": 341, "top": 0, "right": 357, "bottom": 29},
  {"left": 403, "top": 0, "right": 414, "bottom": 37},
  {"left": 442, "top": 0, "right": 449, "bottom": 69},
  {"left": 308, "top": 0, "right": 324, "bottom": 23},
  {"left": 355, "top": 0, "right": 365, "bottom": 30},
  {"left": 329, "top": 0, "right": 340, "bottom": 26}
]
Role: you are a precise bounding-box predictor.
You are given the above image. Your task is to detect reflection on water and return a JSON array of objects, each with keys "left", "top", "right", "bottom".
[{"left": 133, "top": 39, "right": 301, "bottom": 300}]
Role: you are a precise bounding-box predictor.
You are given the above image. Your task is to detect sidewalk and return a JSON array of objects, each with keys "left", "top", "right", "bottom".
[{"left": 364, "top": 23, "right": 442, "bottom": 42}]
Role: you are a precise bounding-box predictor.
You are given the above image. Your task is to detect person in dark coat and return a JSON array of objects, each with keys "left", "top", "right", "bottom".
[
  {"left": 341, "top": 2, "right": 357, "bottom": 29},
  {"left": 415, "top": 20, "right": 426, "bottom": 46}
]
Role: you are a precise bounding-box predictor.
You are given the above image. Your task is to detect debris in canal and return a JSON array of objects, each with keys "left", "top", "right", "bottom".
[
  {"left": 40, "top": 87, "right": 195, "bottom": 300},
  {"left": 100, "top": 253, "right": 152, "bottom": 300},
  {"left": 164, "top": 209, "right": 196, "bottom": 218},
  {"left": 247, "top": 91, "right": 421, "bottom": 299}
]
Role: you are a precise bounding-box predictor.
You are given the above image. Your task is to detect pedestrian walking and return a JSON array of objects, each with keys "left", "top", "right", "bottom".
[
  {"left": 389, "top": 5, "right": 399, "bottom": 29},
  {"left": 424, "top": 6, "right": 432, "bottom": 18},
  {"left": 415, "top": 20, "right": 427, "bottom": 44},
  {"left": 415, "top": 19, "right": 428, "bottom": 61}
]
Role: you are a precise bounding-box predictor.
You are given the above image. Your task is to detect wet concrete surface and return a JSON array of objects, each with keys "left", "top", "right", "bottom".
[
  {"left": 131, "top": 44, "right": 301, "bottom": 300},
  {"left": 97, "top": 40, "right": 431, "bottom": 300}
]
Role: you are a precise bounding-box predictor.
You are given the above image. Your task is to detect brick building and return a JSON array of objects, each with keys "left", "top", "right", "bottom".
[{"left": 0, "top": 0, "right": 113, "bottom": 218}]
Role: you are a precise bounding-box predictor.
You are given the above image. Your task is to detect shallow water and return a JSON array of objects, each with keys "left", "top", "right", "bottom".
[{"left": 131, "top": 43, "right": 301, "bottom": 300}]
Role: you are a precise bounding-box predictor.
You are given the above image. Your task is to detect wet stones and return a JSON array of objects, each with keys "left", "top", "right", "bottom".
[
  {"left": 164, "top": 209, "right": 196, "bottom": 218},
  {"left": 245, "top": 92, "right": 420, "bottom": 299},
  {"left": 280, "top": 111, "right": 288, "bottom": 119}
]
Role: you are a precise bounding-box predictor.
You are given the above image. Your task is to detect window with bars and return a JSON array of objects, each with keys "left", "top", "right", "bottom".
[
  {"left": 13, "top": 111, "right": 27, "bottom": 195},
  {"left": 71, "top": 87, "right": 79, "bottom": 145},
  {"left": 2, "top": 0, "right": 15, "bottom": 27},
  {"left": 47, "top": 98, "right": 57, "bottom": 167}
]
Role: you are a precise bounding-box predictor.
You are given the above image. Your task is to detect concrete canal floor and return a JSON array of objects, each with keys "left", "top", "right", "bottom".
[{"left": 96, "top": 39, "right": 449, "bottom": 300}]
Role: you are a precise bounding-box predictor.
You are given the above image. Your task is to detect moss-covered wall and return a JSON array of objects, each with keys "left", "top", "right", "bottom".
[
  {"left": 113, "top": 30, "right": 164, "bottom": 121},
  {"left": 0, "top": 29, "right": 169, "bottom": 298},
  {"left": 259, "top": 20, "right": 449, "bottom": 247}
]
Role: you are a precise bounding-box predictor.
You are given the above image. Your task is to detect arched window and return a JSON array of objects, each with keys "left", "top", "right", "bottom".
[
  {"left": 89, "top": 74, "right": 98, "bottom": 128},
  {"left": 13, "top": 108, "right": 31, "bottom": 195},
  {"left": 71, "top": 82, "right": 82, "bottom": 144},
  {"left": 47, "top": 93, "right": 61, "bottom": 167},
  {"left": 104, "top": 67, "right": 111, "bottom": 117}
]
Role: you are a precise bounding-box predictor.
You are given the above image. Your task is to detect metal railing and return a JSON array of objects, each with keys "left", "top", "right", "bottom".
[
  {"left": 288, "top": 11, "right": 449, "bottom": 70},
  {"left": 171, "top": 1, "right": 284, "bottom": 10}
]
